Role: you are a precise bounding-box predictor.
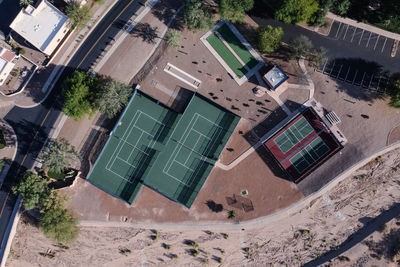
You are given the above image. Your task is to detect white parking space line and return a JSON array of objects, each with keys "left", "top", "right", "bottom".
[
  {"left": 343, "top": 24, "right": 349, "bottom": 40},
  {"left": 336, "top": 22, "right": 342, "bottom": 37},
  {"left": 351, "top": 27, "right": 356, "bottom": 42},
  {"left": 366, "top": 32, "right": 372, "bottom": 47},
  {"left": 336, "top": 65, "right": 343, "bottom": 78},
  {"left": 352, "top": 70, "right": 358, "bottom": 84},
  {"left": 344, "top": 67, "right": 350, "bottom": 81},
  {"left": 368, "top": 74, "right": 374, "bottom": 88},
  {"left": 329, "top": 61, "right": 335, "bottom": 75},
  {"left": 374, "top": 35, "right": 380, "bottom": 50},
  {"left": 358, "top": 29, "right": 365, "bottom": 45},
  {"left": 381, "top": 37, "right": 387, "bottom": 53}
]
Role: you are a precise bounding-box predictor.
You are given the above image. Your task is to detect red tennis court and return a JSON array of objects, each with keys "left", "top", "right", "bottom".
[{"left": 264, "top": 107, "right": 342, "bottom": 182}]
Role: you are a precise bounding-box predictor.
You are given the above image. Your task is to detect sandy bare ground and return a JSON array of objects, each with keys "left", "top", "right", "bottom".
[{"left": 6, "top": 146, "right": 400, "bottom": 266}]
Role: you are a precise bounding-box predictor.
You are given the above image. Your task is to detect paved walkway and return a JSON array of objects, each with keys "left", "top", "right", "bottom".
[
  {"left": 326, "top": 12, "right": 400, "bottom": 41},
  {"left": 96, "top": 0, "right": 184, "bottom": 82}
]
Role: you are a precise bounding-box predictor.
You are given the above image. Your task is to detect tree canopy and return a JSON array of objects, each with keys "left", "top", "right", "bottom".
[
  {"left": 219, "top": 0, "right": 254, "bottom": 23},
  {"left": 388, "top": 73, "right": 400, "bottom": 109},
  {"left": 165, "top": 29, "right": 181, "bottom": 50},
  {"left": 12, "top": 171, "right": 48, "bottom": 211},
  {"left": 94, "top": 79, "right": 132, "bottom": 119},
  {"left": 183, "top": 0, "right": 216, "bottom": 32},
  {"left": 66, "top": 1, "right": 91, "bottom": 30},
  {"left": 62, "top": 71, "right": 98, "bottom": 120},
  {"left": 275, "top": 0, "right": 319, "bottom": 24},
  {"left": 39, "top": 190, "right": 79, "bottom": 244},
  {"left": 41, "top": 137, "right": 80, "bottom": 173},
  {"left": 256, "top": 25, "right": 283, "bottom": 55}
]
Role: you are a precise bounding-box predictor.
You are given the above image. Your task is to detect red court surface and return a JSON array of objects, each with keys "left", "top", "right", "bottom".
[{"left": 264, "top": 107, "right": 342, "bottom": 182}]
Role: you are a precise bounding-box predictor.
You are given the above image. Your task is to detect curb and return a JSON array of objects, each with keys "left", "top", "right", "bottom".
[{"left": 80, "top": 141, "right": 400, "bottom": 231}]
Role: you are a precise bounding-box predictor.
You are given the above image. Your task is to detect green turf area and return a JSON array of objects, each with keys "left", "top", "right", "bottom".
[
  {"left": 290, "top": 137, "right": 329, "bottom": 174},
  {"left": 206, "top": 33, "right": 247, "bottom": 78},
  {"left": 48, "top": 170, "right": 67, "bottom": 181},
  {"left": 274, "top": 117, "right": 314, "bottom": 153},
  {"left": 144, "top": 95, "right": 240, "bottom": 207},
  {"left": 87, "top": 91, "right": 180, "bottom": 204},
  {"left": 217, "top": 24, "right": 259, "bottom": 69}
]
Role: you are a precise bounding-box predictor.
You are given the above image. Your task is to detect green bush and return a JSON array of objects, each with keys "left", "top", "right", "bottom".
[
  {"left": 388, "top": 73, "right": 400, "bottom": 109},
  {"left": 219, "top": 0, "right": 254, "bottom": 23},
  {"left": 275, "top": 0, "right": 319, "bottom": 24},
  {"left": 256, "top": 25, "right": 283, "bottom": 54},
  {"left": 165, "top": 29, "right": 181, "bottom": 50},
  {"left": 0, "top": 131, "right": 5, "bottom": 149},
  {"left": 183, "top": 0, "right": 216, "bottom": 32}
]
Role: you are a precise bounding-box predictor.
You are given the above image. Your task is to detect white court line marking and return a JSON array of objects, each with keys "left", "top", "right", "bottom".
[
  {"left": 374, "top": 35, "right": 380, "bottom": 50},
  {"left": 183, "top": 132, "right": 201, "bottom": 165},
  {"left": 106, "top": 110, "right": 166, "bottom": 183},
  {"left": 381, "top": 37, "right": 387, "bottom": 53},
  {"left": 163, "top": 113, "right": 223, "bottom": 187}
]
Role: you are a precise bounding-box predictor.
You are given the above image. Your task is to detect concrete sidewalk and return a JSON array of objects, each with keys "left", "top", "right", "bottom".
[{"left": 97, "top": 0, "right": 184, "bottom": 82}]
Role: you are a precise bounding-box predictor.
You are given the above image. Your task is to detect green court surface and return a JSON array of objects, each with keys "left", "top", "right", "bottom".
[
  {"left": 206, "top": 33, "right": 247, "bottom": 78},
  {"left": 88, "top": 90, "right": 239, "bottom": 207},
  {"left": 217, "top": 24, "right": 259, "bottom": 69},
  {"left": 87, "top": 91, "right": 180, "bottom": 204},
  {"left": 274, "top": 117, "right": 314, "bottom": 153},
  {"left": 144, "top": 95, "right": 240, "bottom": 207},
  {"left": 289, "top": 137, "right": 330, "bottom": 174}
]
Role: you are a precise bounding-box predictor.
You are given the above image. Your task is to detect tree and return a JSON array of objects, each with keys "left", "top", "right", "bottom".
[
  {"left": 219, "top": 0, "right": 254, "bottom": 23},
  {"left": 256, "top": 25, "right": 283, "bottom": 54},
  {"left": 41, "top": 137, "right": 80, "bottom": 173},
  {"left": 66, "top": 1, "right": 91, "bottom": 30},
  {"left": 19, "top": 0, "right": 32, "bottom": 7},
  {"left": 331, "top": 0, "right": 351, "bottom": 16},
  {"left": 308, "top": 47, "right": 327, "bottom": 69},
  {"left": 183, "top": 0, "right": 216, "bottom": 32},
  {"left": 39, "top": 190, "right": 79, "bottom": 244},
  {"left": 275, "top": 0, "right": 319, "bottom": 24},
  {"left": 288, "top": 35, "right": 313, "bottom": 59},
  {"left": 62, "top": 71, "right": 95, "bottom": 120},
  {"left": 388, "top": 73, "right": 400, "bottom": 109},
  {"left": 12, "top": 171, "right": 48, "bottom": 211},
  {"left": 165, "top": 29, "right": 181, "bottom": 50},
  {"left": 94, "top": 79, "right": 132, "bottom": 119}
]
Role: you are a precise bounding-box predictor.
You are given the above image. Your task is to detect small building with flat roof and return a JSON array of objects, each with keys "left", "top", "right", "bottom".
[
  {"left": 263, "top": 65, "right": 288, "bottom": 90},
  {"left": 0, "top": 46, "right": 17, "bottom": 86},
  {"left": 9, "top": 0, "right": 69, "bottom": 56}
]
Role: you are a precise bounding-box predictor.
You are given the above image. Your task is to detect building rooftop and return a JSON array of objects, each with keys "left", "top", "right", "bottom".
[
  {"left": 263, "top": 65, "right": 288, "bottom": 90},
  {"left": 9, "top": 0, "right": 68, "bottom": 54}
]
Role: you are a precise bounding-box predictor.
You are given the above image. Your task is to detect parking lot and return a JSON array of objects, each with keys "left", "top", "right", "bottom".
[
  {"left": 329, "top": 21, "right": 399, "bottom": 59},
  {"left": 317, "top": 58, "right": 389, "bottom": 93}
]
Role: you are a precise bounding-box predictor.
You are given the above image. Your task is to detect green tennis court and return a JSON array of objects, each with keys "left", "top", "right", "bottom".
[
  {"left": 88, "top": 90, "right": 239, "bottom": 207},
  {"left": 289, "top": 137, "right": 330, "bottom": 174},
  {"left": 274, "top": 117, "right": 314, "bottom": 153},
  {"left": 217, "top": 24, "right": 259, "bottom": 69},
  {"left": 87, "top": 91, "right": 180, "bottom": 204},
  {"left": 206, "top": 33, "right": 247, "bottom": 78},
  {"left": 144, "top": 95, "right": 240, "bottom": 207}
]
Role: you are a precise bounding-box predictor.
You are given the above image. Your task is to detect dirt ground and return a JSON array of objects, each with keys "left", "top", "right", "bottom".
[{"left": 7, "top": 146, "right": 400, "bottom": 267}]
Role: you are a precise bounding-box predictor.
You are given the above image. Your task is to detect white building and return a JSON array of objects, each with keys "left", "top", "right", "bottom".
[
  {"left": 0, "top": 46, "right": 17, "bottom": 86},
  {"left": 10, "top": 0, "right": 70, "bottom": 56}
]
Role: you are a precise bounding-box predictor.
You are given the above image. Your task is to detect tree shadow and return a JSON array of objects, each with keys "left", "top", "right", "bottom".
[
  {"left": 304, "top": 202, "right": 400, "bottom": 266},
  {"left": 205, "top": 200, "right": 223, "bottom": 213},
  {"left": 320, "top": 57, "right": 389, "bottom": 102},
  {"left": 129, "top": 23, "right": 159, "bottom": 44}
]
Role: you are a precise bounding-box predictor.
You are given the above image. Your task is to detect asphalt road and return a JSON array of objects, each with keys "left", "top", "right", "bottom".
[{"left": 0, "top": 0, "right": 144, "bottom": 257}]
